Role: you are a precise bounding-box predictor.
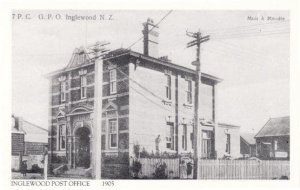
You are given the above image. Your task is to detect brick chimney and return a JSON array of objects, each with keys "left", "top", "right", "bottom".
[{"left": 142, "top": 18, "right": 159, "bottom": 58}]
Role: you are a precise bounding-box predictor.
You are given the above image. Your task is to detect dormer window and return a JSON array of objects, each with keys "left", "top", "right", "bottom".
[
  {"left": 109, "top": 69, "right": 117, "bottom": 94},
  {"left": 80, "top": 75, "right": 87, "bottom": 99}
]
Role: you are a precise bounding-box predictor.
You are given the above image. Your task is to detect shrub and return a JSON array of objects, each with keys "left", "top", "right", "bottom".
[
  {"left": 31, "top": 164, "right": 43, "bottom": 174},
  {"left": 131, "top": 160, "right": 142, "bottom": 178},
  {"left": 153, "top": 162, "right": 168, "bottom": 179},
  {"left": 48, "top": 164, "right": 54, "bottom": 175}
]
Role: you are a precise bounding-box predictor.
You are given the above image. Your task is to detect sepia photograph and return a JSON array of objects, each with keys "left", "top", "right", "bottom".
[{"left": 11, "top": 9, "right": 290, "bottom": 181}]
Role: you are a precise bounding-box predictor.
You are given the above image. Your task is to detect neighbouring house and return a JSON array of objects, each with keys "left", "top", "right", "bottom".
[
  {"left": 11, "top": 115, "right": 48, "bottom": 171},
  {"left": 255, "top": 116, "right": 290, "bottom": 160},
  {"left": 215, "top": 123, "right": 240, "bottom": 159},
  {"left": 240, "top": 133, "right": 256, "bottom": 158},
  {"left": 46, "top": 18, "right": 235, "bottom": 179}
]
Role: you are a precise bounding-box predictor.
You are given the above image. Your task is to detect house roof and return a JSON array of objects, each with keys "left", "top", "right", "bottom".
[
  {"left": 255, "top": 116, "right": 290, "bottom": 138},
  {"left": 12, "top": 116, "right": 48, "bottom": 143},
  {"left": 218, "top": 122, "right": 240, "bottom": 129},
  {"left": 46, "top": 48, "right": 222, "bottom": 83},
  {"left": 241, "top": 133, "right": 256, "bottom": 145}
]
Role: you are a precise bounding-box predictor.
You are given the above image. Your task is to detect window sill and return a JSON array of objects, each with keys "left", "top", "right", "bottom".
[
  {"left": 183, "top": 103, "right": 193, "bottom": 109},
  {"left": 60, "top": 101, "right": 66, "bottom": 105},
  {"left": 109, "top": 146, "right": 118, "bottom": 150},
  {"left": 162, "top": 99, "right": 172, "bottom": 106},
  {"left": 165, "top": 149, "right": 177, "bottom": 153}
]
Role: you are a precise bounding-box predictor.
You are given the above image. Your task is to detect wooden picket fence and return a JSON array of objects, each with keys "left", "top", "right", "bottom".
[
  {"left": 136, "top": 158, "right": 180, "bottom": 178},
  {"left": 130, "top": 158, "right": 289, "bottom": 179},
  {"left": 198, "top": 159, "right": 290, "bottom": 179}
]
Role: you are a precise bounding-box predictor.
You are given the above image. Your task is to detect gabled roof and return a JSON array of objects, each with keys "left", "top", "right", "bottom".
[
  {"left": 65, "top": 47, "right": 91, "bottom": 69},
  {"left": 255, "top": 116, "right": 290, "bottom": 138},
  {"left": 21, "top": 119, "right": 48, "bottom": 143},
  {"left": 12, "top": 116, "right": 48, "bottom": 143},
  {"left": 45, "top": 47, "right": 93, "bottom": 78},
  {"left": 241, "top": 133, "right": 256, "bottom": 145}
]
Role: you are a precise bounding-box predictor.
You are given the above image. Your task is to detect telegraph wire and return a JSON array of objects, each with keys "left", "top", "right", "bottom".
[
  {"left": 115, "top": 66, "right": 164, "bottom": 101},
  {"left": 202, "top": 19, "right": 289, "bottom": 34},
  {"left": 209, "top": 28, "right": 289, "bottom": 39},
  {"left": 211, "top": 40, "right": 287, "bottom": 63},
  {"left": 202, "top": 43, "right": 287, "bottom": 68},
  {"left": 207, "top": 25, "right": 289, "bottom": 36},
  {"left": 118, "top": 78, "right": 173, "bottom": 113},
  {"left": 126, "top": 10, "right": 173, "bottom": 50},
  {"left": 115, "top": 67, "right": 195, "bottom": 116},
  {"left": 210, "top": 30, "right": 289, "bottom": 41}
]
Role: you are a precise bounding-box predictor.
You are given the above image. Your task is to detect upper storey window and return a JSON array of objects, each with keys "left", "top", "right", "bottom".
[
  {"left": 110, "top": 69, "right": 117, "bottom": 94},
  {"left": 165, "top": 74, "right": 171, "bottom": 100},
  {"left": 58, "top": 75, "right": 67, "bottom": 103},
  {"left": 80, "top": 75, "right": 87, "bottom": 99},
  {"left": 186, "top": 80, "right": 192, "bottom": 104},
  {"left": 60, "top": 81, "right": 66, "bottom": 102}
]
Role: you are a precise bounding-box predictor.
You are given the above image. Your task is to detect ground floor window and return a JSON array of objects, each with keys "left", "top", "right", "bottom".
[
  {"left": 182, "top": 124, "right": 187, "bottom": 150},
  {"left": 59, "top": 124, "right": 66, "bottom": 150},
  {"left": 225, "top": 133, "right": 231, "bottom": 154},
  {"left": 201, "top": 131, "right": 212, "bottom": 158},
  {"left": 166, "top": 122, "right": 175, "bottom": 150},
  {"left": 109, "top": 119, "right": 118, "bottom": 148}
]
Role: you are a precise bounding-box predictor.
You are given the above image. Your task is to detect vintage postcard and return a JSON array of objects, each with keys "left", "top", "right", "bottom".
[{"left": 1, "top": 0, "right": 300, "bottom": 189}]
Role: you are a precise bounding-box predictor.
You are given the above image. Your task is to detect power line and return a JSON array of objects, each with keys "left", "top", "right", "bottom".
[
  {"left": 115, "top": 66, "right": 195, "bottom": 116},
  {"left": 210, "top": 27, "right": 289, "bottom": 39},
  {"left": 210, "top": 30, "right": 289, "bottom": 41},
  {"left": 203, "top": 19, "right": 289, "bottom": 33},
  {"left": 207, "top": 24, "right": 289, "bottom": 36},
  {"left": 206, "top": 40, "right": 278, "bottom": 61},
  {"left": 115, "top": 66, "right": 163, "bottom": 101},
  {"left": 126, "top": 10, "right": 173, "bottom": 50},
  {"left": 118, "top": 78, "right": 173, "bottom": 113}
]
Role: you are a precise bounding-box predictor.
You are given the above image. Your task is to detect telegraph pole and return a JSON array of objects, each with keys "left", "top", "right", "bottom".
[
  {"left": 186, "top": 30, "right": 210, "bottom": 179},
  {"left": 88, "top": 41, "right": 110, "bottom": 179}
]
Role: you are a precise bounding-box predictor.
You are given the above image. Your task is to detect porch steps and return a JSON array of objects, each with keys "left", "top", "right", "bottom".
[{"left": 51, "top": 167, "right": 92, "bottom": 179}]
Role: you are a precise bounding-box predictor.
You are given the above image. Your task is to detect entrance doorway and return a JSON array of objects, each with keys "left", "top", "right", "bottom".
[{"left": 75, "top": 127, "right": 90, "bottom": 168}]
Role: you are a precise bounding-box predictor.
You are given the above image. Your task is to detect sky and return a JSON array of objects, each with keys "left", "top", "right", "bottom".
[{"left": 12, "top": 10, "right": 289, "bottom": 133}]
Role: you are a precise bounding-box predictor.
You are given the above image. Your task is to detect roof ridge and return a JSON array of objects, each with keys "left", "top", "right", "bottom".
[
  {"left": 255, "top": 116, "right": 289, "bottom": 138},
  {"left": 22, "top": 119, "right": 48, "bottom": 132},
  {"left": 269, "top": 116, "right": 290, "bottom": 120},
  {"left": 254, "top": 118, "right": 271, "bottom": 138}
]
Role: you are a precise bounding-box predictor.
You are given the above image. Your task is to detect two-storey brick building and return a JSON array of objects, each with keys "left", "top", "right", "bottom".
[{"left": 47, "top": 18, "right": 238, "bottom": 179}]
